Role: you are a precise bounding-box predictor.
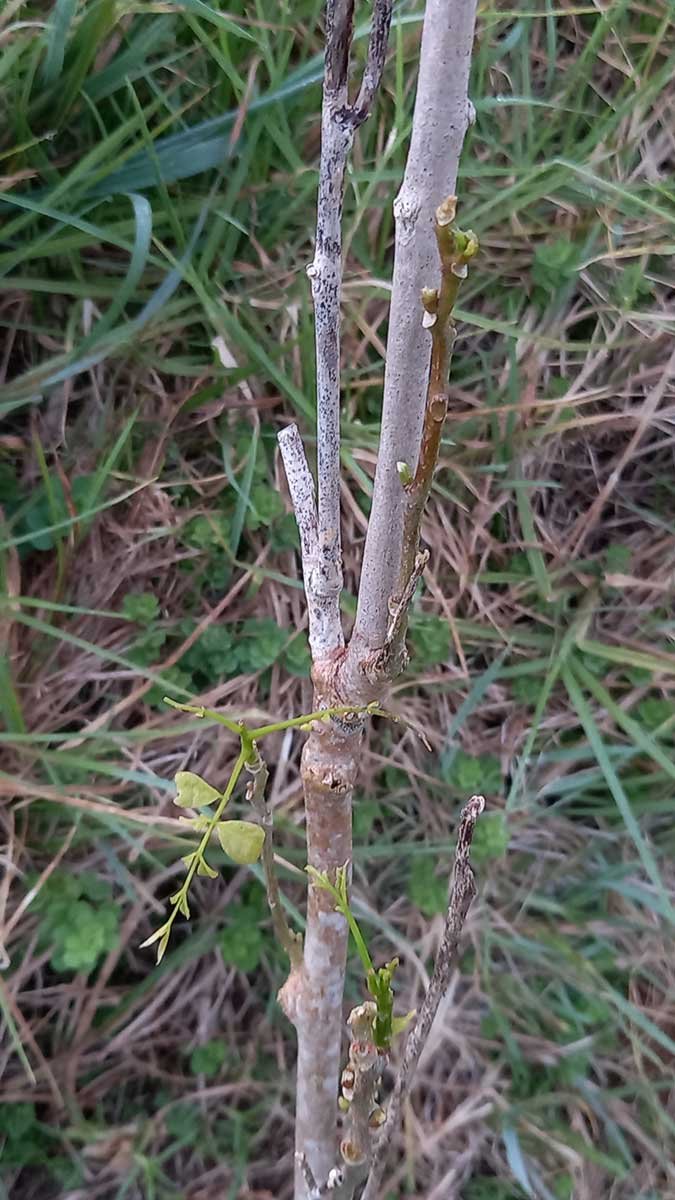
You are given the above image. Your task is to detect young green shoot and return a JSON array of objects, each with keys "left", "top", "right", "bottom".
[
  {"left": 142, "top": 697, "right": 390, "bottom": 964},
  {"left": 308, "top": 864, "right": 414, "bottom": 1053}
]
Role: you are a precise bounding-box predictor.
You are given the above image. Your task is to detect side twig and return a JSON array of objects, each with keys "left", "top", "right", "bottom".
[
  {"left": 396, "top": 199, "right": 478, "bottom": 596},
  {"left": 339, "top": 1001, "right": 386, "bottom": 1168},
  {"left": 245, "top": 749, "right": 303, "bottom": 967},
  {"left": 361, "top": 794, "right": 485, "bottom": 1200},
  {"left": 278, "top": 423, "right": 329, "bottom": 661}
]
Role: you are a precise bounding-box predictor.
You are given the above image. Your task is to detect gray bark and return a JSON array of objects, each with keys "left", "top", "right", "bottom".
[{"left": 348, "top": 0, "right": 477, "bottom": 667}]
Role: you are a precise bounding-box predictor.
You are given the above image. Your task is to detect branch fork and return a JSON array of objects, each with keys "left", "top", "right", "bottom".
[{"left": 275, "top": 2, "right": 479, "bottom": 1195}]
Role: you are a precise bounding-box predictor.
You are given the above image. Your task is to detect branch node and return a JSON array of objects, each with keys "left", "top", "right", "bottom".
[
  {"left": 436, "top": 194, "right": 457, "bottom": 226},
  {"left": 396, "top": 460, "right": 413, "bottom": 487}
]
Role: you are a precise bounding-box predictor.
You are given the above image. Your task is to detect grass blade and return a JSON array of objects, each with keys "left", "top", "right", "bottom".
[{"left": 561, "top": 664, "right": 675, "bottom": 925}]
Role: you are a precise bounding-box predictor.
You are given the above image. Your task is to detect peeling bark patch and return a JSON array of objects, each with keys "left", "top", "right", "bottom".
[{"left": 393, "top": 192, "right": 421, "bottom": 243}]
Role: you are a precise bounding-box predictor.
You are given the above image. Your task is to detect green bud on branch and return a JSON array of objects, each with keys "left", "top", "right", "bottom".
[{"left": 396, "top": 460, "right": 414, "bottom": 487}]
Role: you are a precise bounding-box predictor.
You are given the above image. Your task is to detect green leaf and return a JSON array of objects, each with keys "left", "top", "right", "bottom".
[
  {"left": 164, "top": 1102, "right": 201, "bottom": 1144},
  {"left": 604, "top": 543, "right": 632, "bottom": 574},
  {"left": 189, "top": 1038, "right": 229, "bottom": 1078},
  {"left": 396, "top": 460, "right": 413, "bottom": 486},
  {"left": 127, "top": 625, "right": 167, "bottom": 667},
  {"left": 139, "top": 921, "right": 172, "bottom": 965},
  {"left": 511, "top": 674, "right": 537, "bottom": 706},
  {"left": 170, "top": 890, "right": 190, "bottom": 918},
  {"left": 49, "top": 902, "right": 118, "bottom": 973},
  {"left": 238, "top": 618, "right": 287, "bottom": 672},
  {"left": 515, "top": 479, "right": 552, "bottom": 603},
  {"left": 174, "top": 1, "right": 254, "bottom": 41},
  {"left": 532, "top": 237, "right": 580, "bottom": 292},
  {"left": 407, "top": 857, "right": 448, "bottom": 917},
  {"left": 182, "top": 624, "right": 238, "bottom": 678},
  {"left": 611, "top": 259, "right": 653, "bottom": 309},
  {"left": 41, "top": 0, "right": 77, "bottom": 85},
  {"left": 0, "top": 1102, "right": 42, "bottom": 1167},
  {"left": 269, "top": 512, "right": 300, "bottom": 551},
  {"left": 635, "top": 696, "right": 675, "bottom": 733},
  {"left": 367, "top": 959, "right": 400, "bottom": 1050},
  {"left": 244, "top": 481, "right": 285, "bottom": 530},
  {"left": 11, "top": 473, "right": 100, "bottom": 553},
  {"left": 174, "top": 771, "right": 222, "bottom": 809},
  {"left": 408, "top": 614, "right": 451, "bottom": 670},
  {"left": 284, "top": 632, "right": 312, "bottom": 677},
  {"left": 32, "top": 872, "right": 119, "bottom": 975},
  {"left": 391, "top": 1010, "right": 416, "bottom": 1038},
  {"left": 139, "top": 922, "right": 170, "bottom": 950},
  {"left": 562, "top": 664, "right": 675, "bottom": 925},
  {"left": 220, "top": 897, "right": 264, "bottom": 973},
  {"left": 442, "top": 749, "right": 502, "bottom": 796},
  {"left": 216, "top": 820, "right": 265, "bottom": 865},
  {"left": 182, "top": 513, "right": 231, "bottom": 550},
  {"left": 470, "top": 810, "right": 510, "bottom": 864},
  {"left": 122, "top": 591, "right": 160, "bottom": 625},
  {"left": 220, "top": 923, "right": 263, "bottom": 974},
  {"left": 196, "top": 857, "right": 219, "bottom": 878},
  {"left": 179, "top": 815, "right": 211, "bottom": 832},
  {"left": 155, "top": 926, "right": 172, "bottom": 965},
  {"left": 0, "top": 1101, "right": 36, "bottom": 1137},
  {"left": 354, "top": 800, "right": 382, "bottom": 841}
]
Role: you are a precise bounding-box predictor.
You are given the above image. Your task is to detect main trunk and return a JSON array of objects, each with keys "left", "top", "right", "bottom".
[{"left": 293, "top": 718, "right": 359, "bottom": 1196}]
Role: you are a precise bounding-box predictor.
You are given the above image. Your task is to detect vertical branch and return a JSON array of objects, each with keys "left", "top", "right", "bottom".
[
  {"left": 349, "top": 0, "right": 478, "bottom": 667},
  {"left": 307, "top": 0, "right": 394, "bottom": 661},
  {"left": 361, "top": 795, "right": 484, "bottom": 1200},
  {"left": 310, "top": 1, "right": 353, "bottom": 656}
]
